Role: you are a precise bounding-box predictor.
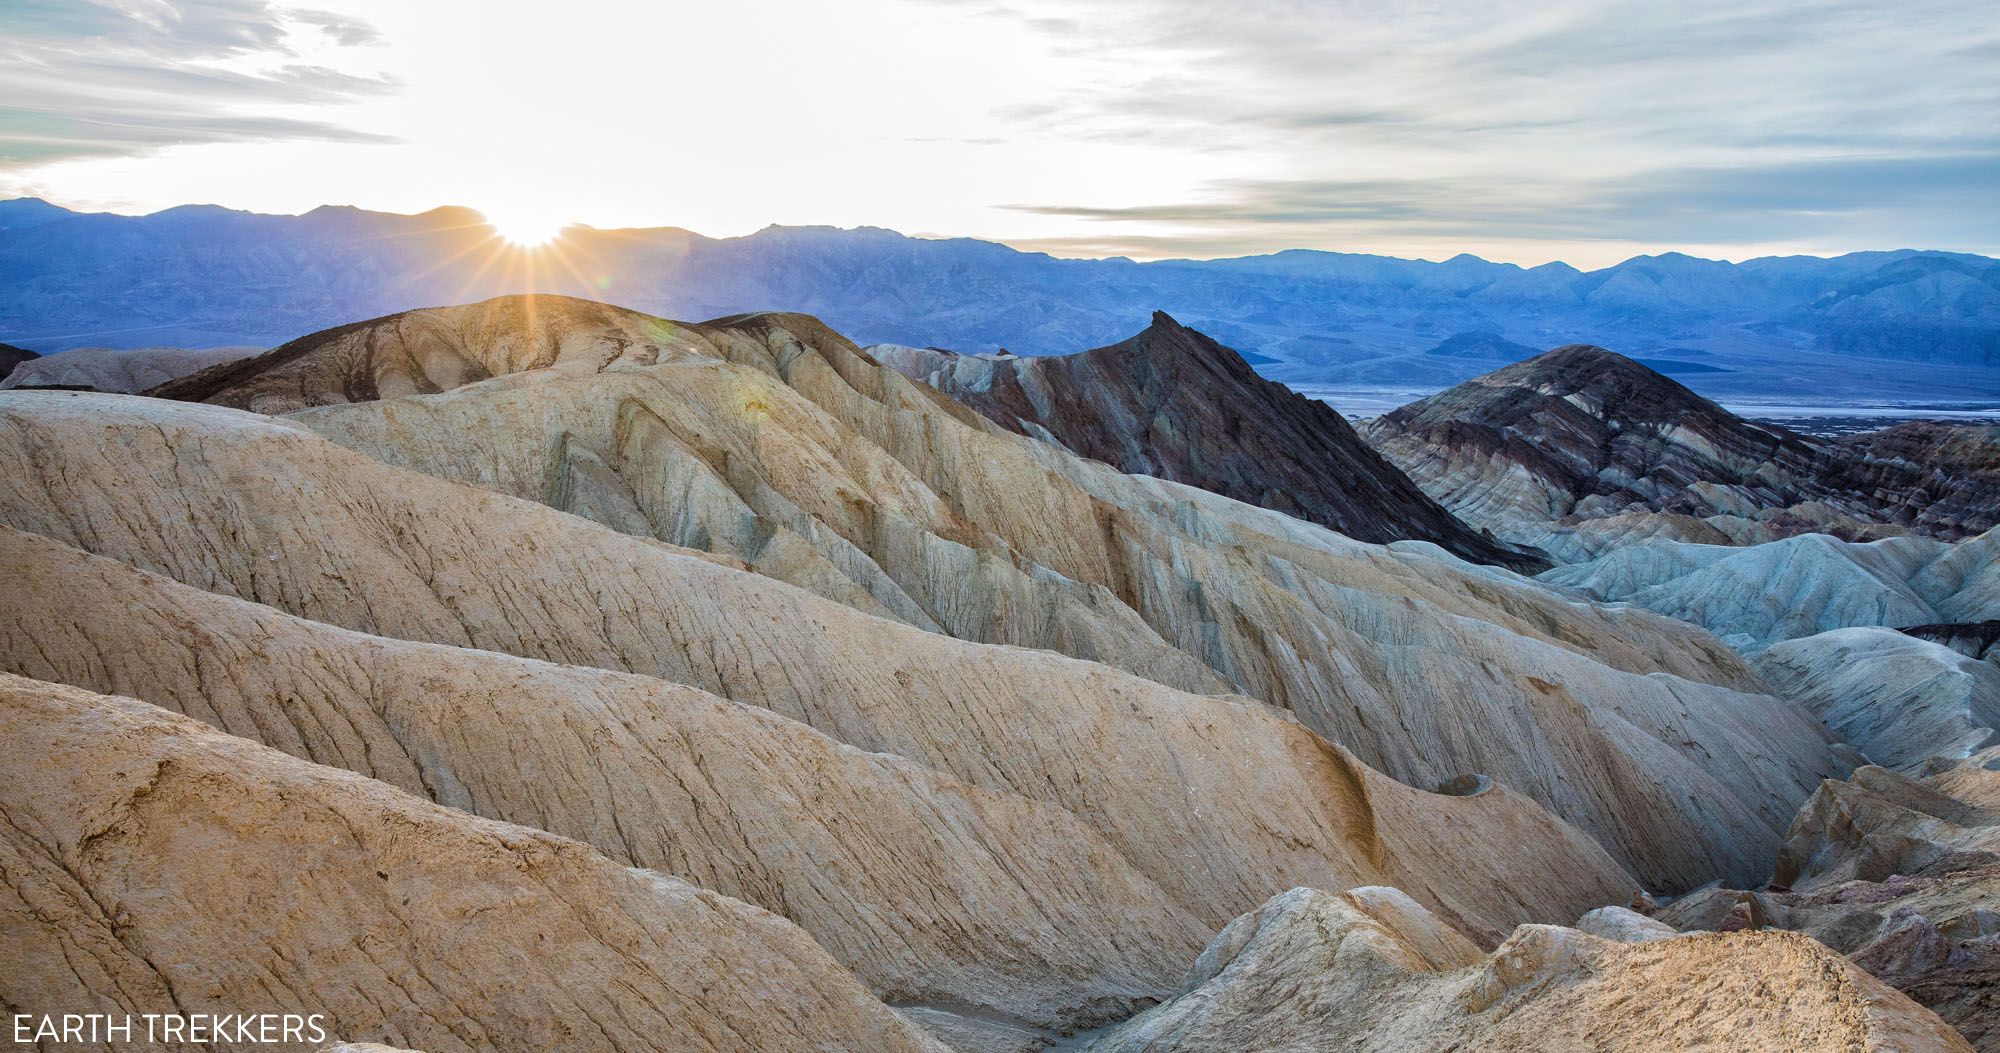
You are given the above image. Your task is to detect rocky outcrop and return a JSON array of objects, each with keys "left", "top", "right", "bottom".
[
  {"left": 1774, "top": 763, "right": 1999, "bottom": 890},
  {"left": 147, "top": 295, "right": 673, "bottom": 411},
  {"left": 1754, "top": 627, "right": 2000, "bottom": 771},
  {"left": 871, "top": 311, "right": 1540, "bottom": 570},
  {"left": 1361, "top": 346, "right": 2000, "bottom": 558},
  {"left": 1841, "top": 422, "right": 2000, "bottom": 541},
  {"left": 1082, "top": 885, "right": 1970, "bottom": 1052},
  {"left": 1904, "top": 621, "right": 2000, "bottom": 661},
  {"left": 1540, "top": 530, "right": 2000, "bottom": 647},
  {"left": 0, "top": 673, "right": 950, "bottom": 1053},
  {"left": 90, "top": 299, "right": 1853, "bottom": 892},
  {"left": 1, "top": 344, "right": 258, "bottom": 392},
  {"left": 1659, "top": 757, "right": 2000, "bottom": 1050}
]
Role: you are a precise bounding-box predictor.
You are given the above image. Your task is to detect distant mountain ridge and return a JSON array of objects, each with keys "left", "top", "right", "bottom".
[{"left": 2, "top": 197, "right": 1996, "bottom": 402}]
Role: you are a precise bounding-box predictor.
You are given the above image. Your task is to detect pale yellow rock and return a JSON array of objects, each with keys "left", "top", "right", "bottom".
[
  {"left": 0, "top": 673, "right": 950, "bottom": 1053},
  {"left": 1657, "top": 755, "right": 2000, "bottom": 1050},
  {"left": 1085, "top": 886, "right": 1973, "bottom": 1052},
  {"left": 132, "top": 298, "right": 1844, "bottom": 891},
  {"left": 1572, "top": 905, "right": 1681, "bottom": 943},
  {"left": 0, "top": 524, "right": 1205, "bottom": 1031},
  {"left": 0, "top": 382, "right": 1835, "bottom": 894}
]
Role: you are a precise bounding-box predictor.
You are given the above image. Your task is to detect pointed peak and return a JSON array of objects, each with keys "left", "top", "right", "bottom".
[
  {"left": 1537, "top": 343, "right": 1623, "bottom": 364},
  {"left": 1149, "top": 309, "right": 1182, "bottom": 329}
]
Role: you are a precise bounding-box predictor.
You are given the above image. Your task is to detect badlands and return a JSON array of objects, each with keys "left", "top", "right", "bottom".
[{"left": 3, "top": 295, "right": 1994, "bottom": 1051}]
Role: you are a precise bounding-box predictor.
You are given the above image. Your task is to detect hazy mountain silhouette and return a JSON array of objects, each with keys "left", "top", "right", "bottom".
[{"left": 2, "top": 198, "right": 1994, "bottom": 401}]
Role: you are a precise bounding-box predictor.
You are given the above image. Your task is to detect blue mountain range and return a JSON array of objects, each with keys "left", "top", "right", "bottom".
[{"left": 3, "top": 197, "right": 1994, "bottom": 402}]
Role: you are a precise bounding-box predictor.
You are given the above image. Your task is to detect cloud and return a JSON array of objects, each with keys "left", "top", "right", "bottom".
[
  {"left": 0, "top": 0, "right": 395, "bottom": 165},
  {"left": 286, "top": 8, "right": 381, "bottom": 46},
  {"left": 1008, "top": 152, "right": 2000, "bottom": 255},
  {"left": 963, "top": 0, "right": 2000, "bottom": 254}
]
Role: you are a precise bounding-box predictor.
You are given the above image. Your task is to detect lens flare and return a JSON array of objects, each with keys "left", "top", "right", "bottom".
[{"left": 482, "top": 204, "right": 568, "bottom": 247}]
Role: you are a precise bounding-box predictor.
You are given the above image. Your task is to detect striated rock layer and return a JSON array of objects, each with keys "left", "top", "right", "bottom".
[
  {"left": 1904, "top": 621, "right": 2000, "bottom": 662},
  {"left": 872, "top": 312, "right": 1539, "bottom": 569},
  {"left": 0, "top": 525, "right": 1206, "bottom": 1030},
  {"left": 0, "top": 397, "right": 1647, "bottom": 968},
  {"left": 1362, "top": 345, "right": 2000, "bottom": 561},
  {"left": 1754, "top": 627, "right": 2000, "bottom": 772},
  {"left": 1540, "top": 529, "right": 2000, "bottom": 647},
  {"left": 0, "top": 673, "right": 950, "bottom": 1053},
  {"left": 1841, "top": 421, "right": 2000, "bottom": 543},
  {"left": 107, "top": 298, "right": 1850, "bottom": 891},
  {"left": 1082, "top": 885, "right": 1971, "bottom": 1052}
]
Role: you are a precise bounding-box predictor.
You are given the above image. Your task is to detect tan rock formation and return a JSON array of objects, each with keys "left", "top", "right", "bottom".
[
  {"left": 1083, "top": 885, "right": 1971, "bottom": 1052},
  {"left": 0, "top": 525, "right": 1205, "bottom": 1030},
  {"left": 1776, "top": 764, "right": 1999, "bottom": 891},
  {"left": 148, "top": 295, "right": 674, "bottom": 411},
  {"left": 0, "top": 513, "right": 1647, "bottom": 991},
  {"left": 128, "top": 297, "right": 1850, "bottom": 891},
  {"left": 0, "top": 385, "right": 1834, "bottom": 891},
  {"left": 0, "top": 673, "right": 949, "bottom": 1053},
  {"left": 1659, "top": 757, "right": 2000, "bottom": 1050}
]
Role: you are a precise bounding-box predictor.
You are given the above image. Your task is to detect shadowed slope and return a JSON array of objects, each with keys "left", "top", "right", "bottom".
[
  {"left": 875, "top": 312, "right": 1541, "bottom": 571},
  {"left": 1363, "top": 346, "right": 2000, "bottom": 559},
  {"left": 0, "top": 341, "right": 35, "bottom": 381}
]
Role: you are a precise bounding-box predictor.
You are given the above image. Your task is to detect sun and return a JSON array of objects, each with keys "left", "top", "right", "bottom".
[{"left": 481, "top": 204, "right": 570, "bottom": 247}]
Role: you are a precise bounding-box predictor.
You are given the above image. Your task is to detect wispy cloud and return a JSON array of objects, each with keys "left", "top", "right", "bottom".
[
  {"left": 0, "top": 0, "right": 394, "bottom": 164},
  {"left": 971, "top": 0, "right": 2000, "bottom": 255}
]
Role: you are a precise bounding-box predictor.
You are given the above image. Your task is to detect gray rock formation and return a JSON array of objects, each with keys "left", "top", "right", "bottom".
[
  {"left": 1755, "top": 628, "right": 2000, "bottom": 771},
  {"left": 1539, "top": 530, "right": 2000, "bottom": 647},
  {"left": 1, "top": 344, "right": 258, "bottom": 391}
]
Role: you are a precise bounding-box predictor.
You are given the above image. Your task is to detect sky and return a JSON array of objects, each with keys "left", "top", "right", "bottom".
[{"left": 1, "top": 0, "right": 1995, "bottom": 268}]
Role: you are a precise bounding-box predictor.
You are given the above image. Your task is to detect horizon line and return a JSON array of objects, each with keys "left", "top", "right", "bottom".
[{"left": 2, "top": 194, "right": 1991, "bottom": 273}]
